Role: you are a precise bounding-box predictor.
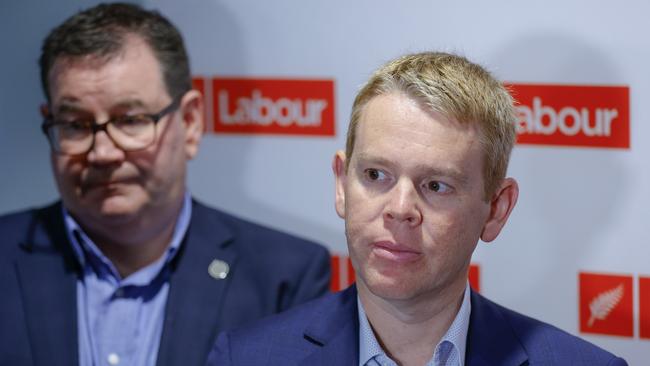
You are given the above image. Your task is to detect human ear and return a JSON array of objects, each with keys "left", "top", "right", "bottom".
[
  {"left": 40, "top": 104, "right": 50, "bottom": 118},
  {"left": 480, "top": 178, "right": 519, "bottom": 242},
  {"left": 332, "top": 151, "right": 347, "bottom": 219},
  {"left": 179, "top": 89, "right": 204, "bottom": 159}
]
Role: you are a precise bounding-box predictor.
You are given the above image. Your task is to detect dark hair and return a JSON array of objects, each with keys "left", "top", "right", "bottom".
[{"left": 39, "top": 2, "right": 191, "bottom": 101}]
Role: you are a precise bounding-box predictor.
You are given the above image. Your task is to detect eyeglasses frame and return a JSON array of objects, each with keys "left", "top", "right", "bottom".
[{"left": 41, "top": 95, "right": 183, "bottom": 155}]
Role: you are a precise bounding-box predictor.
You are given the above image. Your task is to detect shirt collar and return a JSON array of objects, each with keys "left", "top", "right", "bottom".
[
  {"left": 63, "top": 192, "right": 192, "bottom": 284},
  {"left": 357, "top": 283, "right": 472, "bottom": 366}
]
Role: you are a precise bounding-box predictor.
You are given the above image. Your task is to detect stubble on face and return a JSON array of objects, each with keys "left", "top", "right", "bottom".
[{"left": 339, "top": 93, "right": 491, "bottom": 305}]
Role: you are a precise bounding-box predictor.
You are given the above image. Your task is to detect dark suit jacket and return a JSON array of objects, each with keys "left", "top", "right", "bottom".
[
  {"left": 208, "top": 285, "right": 628, "bottom": 366},
  {"left": 0, "top": 200, "right": 331, "bottom": 366}
]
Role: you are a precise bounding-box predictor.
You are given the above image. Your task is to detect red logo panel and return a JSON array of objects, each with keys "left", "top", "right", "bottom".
[
  {"left": 330, "top": 254, "right": 355, "bottom": 292},
  {"left": 579, "top": 272, "right": 633, "bottom": 337},
  {"left": 211, "top": 77, "right": 335, "bottom": 136},
  {"left": 640, "top": 276, "right": 650, "bottom": 339},
  {"left": 468, "top": 264, "right": 480, "bottom": 292},
  {"left": 507, "top": 84, "right": 629, "bottom": 149}
]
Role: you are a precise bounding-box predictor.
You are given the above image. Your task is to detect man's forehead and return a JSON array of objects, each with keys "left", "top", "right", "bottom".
[
  {"left": 47, "top": 34, "right": 156, "bottom": 85},
  {"left": 47, "top": 35, "right": 168, "bottom": 108}
]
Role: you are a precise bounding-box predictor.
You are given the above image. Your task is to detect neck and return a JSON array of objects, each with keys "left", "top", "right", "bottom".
[
  {"left": 358, "top": 279, "right": 466, "bottom": 366},
  {"left": 75, "top": 197, "right": 184, "bottom": 278}
]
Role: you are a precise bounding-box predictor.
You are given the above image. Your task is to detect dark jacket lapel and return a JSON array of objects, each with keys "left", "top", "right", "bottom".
[
  {"left": 466, "top": 290, "right": 528, "bottom": 366},
  {"left": 156, "top": 201, "right": 238, "bottom": 366},
  {"left": 15, "top": 203, "right": 79, "bottom": 366},
  {"left": 299, "top": 286, "right": 359, "bottom": 365}
]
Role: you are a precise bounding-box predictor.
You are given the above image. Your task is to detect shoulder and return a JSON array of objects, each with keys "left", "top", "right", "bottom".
[
  {"left": 208, "top": 288, "right": 356, "bottom": 365},
  {"left": 233, "top": 285, "right": 354, "bottom": 336},
  {"left": 191, "top": 199, "right": 329, "bottom": 258},
  {"left": 0, "top": 202, "right": 61, "bottom": 256},
  {"left": 472, "top": 292, "right": 627, "bottom": 365}
]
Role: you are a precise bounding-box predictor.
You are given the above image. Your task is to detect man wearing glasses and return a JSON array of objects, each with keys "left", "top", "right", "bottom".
[{"left": 0, "top": 3, "right": 330, "bottom": 366}]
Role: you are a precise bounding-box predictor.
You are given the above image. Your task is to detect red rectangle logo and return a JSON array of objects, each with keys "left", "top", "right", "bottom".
[
  {"left": 507, "top": 84, "right": 630, "bottom": 149},
  {"left": 330, "top": 254, "right": 355, "bottom": 292},
  {"left": 579, "top": 272, "right": 633, "bottom": 337},
  {"left": 211, "top": 77, "right": 335, "bottom": 136},
  {"left": 469, "top": 264, "right": 480, "bottom": 292}
]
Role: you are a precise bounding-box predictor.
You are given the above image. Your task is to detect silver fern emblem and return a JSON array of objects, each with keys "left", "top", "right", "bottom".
[{"left": 587, "top": 284, "right": 624, "bottom": 327}]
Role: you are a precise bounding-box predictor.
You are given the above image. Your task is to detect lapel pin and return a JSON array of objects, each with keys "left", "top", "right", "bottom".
[{"left": 208, "top": 259, "right": 230, "bottom": 280}]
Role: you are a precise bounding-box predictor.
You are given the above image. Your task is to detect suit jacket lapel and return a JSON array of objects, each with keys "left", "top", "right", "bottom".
[
  {"left": 466, "top": 290, "right": 528, "bottom": 366},
  {"left": 299, "top": 286, "right": 359, "bottom": 365},
  {"left": 15, "top": 203, "right": 79, "bottom": 366},
  {"left": 156, "top": 201, "right": 238, "bottom": 366}
]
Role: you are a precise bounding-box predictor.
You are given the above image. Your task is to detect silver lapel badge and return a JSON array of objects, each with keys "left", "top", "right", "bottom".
[{"left": 208, "top": 259, "right": 230, "bottom": 280}]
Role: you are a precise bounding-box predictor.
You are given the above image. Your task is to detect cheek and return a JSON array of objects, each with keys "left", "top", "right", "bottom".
[
  {"left": 51, "top": 155, "right": 80, "bottom": 185},
  {"left": 344, "top": 187, "right": 384, "bottom": 227},
  {"left": 423, "top": 204, "right": 488, "bottom": 254}
]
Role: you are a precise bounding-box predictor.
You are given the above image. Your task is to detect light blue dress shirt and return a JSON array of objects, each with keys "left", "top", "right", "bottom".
[
  {"left": 64, "top": 193, "right": 192, "bottom": 366},
  {"left": 358, "top": 284, "right": 471, "bottom": 366}
]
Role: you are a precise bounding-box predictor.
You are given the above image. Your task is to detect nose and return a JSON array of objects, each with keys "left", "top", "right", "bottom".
[
  {"left": 86, "top": 129, "right": 125, "bottom": 164},
  {"left": 383, "top": 179, "right": 423, "bottom": 226}
]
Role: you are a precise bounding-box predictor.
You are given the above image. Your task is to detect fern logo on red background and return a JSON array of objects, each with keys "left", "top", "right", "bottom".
[
  {"left": 579, "top": 272, "right": 633, "bottom": 337},
  {"left": 507, "top": 84, "right": 630, "bottom": 149}
]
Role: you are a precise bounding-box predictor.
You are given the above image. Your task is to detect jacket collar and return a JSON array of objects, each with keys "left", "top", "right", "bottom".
[
  {"left": 15, "top": 202, "right": 79, "bottom": 366},
  {"left": 299, "top": 285, "right": 360, "bottom": 365},
  {"left": 297, "top": 286, "right": 530, "bottom": 366},
  {"left": 466, "top": 290, "right": 529, "bottom": 366},
  {"left": 156, "top": 200, "right": 238, "bottom": 366}
]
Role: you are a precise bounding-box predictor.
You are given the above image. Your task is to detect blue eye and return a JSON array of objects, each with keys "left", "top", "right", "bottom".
[
  {"left": 425, "top": 180, "right": 451, "bottom": 193},
  {"left": 364, "top": 168, "right": 386, "bottom": 181}
]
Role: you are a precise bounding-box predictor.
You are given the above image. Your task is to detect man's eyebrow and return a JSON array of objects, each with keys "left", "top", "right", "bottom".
[
  {"left": 53, "top": 101, "right": 86, "bottom": 115},
  {"left": 414, "top": 164, "right": 469, "bottom": 186},
  {"left": 53, "top": 98, "right": 148, "bottom": 115},
  {"left": 354, "top": 153, "right": 392, "bottom": 167},
  {"left": 111, "top": 99, "right": 147, "bottom": 111}
]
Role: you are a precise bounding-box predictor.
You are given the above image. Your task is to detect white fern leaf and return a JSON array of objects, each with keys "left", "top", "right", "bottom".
[{"left": 587, "top": 284, "right": 624, "bottom": 327}]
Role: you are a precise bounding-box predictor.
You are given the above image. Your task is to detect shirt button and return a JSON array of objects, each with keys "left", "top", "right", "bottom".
[{"left": 107, "top": 352, "right": 120, "bottom": 365}]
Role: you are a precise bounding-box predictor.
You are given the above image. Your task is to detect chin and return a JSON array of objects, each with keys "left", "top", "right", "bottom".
[
  {"left": 361, "top": 270, "right": 423, "bottom": 301},
  {"left": 79, "top": 195, "right": 146, "bottom": 224},
  {"left": 100, "top": 197, "right": 144, "bottom": 216}
]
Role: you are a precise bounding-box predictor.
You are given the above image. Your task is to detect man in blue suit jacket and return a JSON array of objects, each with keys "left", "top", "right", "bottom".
[
  {"left": 207, "top": 52, "right": 627, "bottom": 365},
  {"left": 0, "top": 3, "right": 329, "bottom": 366}
]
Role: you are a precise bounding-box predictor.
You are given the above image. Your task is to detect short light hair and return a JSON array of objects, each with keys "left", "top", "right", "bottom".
[{"left": 346, "top": 52, "right": 516, "bottom": 200}]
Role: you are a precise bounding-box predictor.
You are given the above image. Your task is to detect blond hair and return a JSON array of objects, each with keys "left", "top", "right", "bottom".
[{"left": 346, "top": 52, "right": 516, "bottom": 199}]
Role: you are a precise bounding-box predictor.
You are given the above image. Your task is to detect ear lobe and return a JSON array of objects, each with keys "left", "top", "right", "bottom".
[
  {"left": 480, "top": 177, "right": 519, "bottom": 242},
  {"left": 40, "top": 104, "right": 50, "bottom": 118},
  {"left": 333, "top": 151, "right": 347, "bottom": 219},
  {"left": 179, "top": 90, "right": 204, "bottom": 159}
]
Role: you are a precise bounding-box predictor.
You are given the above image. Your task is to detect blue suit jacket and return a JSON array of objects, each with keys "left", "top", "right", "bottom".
[
  {"left": 0, "top": 200, "right": 331, "bottom": 366},
  {"left": 208, "top": 285, "right": 628, "bottom": 366}
]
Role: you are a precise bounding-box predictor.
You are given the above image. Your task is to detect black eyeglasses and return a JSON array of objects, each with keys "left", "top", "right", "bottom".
[{"left": 41, "top": 96, "right": 181, "bottom": 155}]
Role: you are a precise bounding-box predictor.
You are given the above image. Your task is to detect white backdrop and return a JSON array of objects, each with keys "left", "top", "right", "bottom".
[{"left": 1, "top": 0, "right": 648, "bottom": 363}]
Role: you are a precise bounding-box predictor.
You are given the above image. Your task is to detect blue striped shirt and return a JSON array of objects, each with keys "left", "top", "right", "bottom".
[
  {"left": 64, "top": 193, "right": 192, "bottom": 366},
  {"left": 358, "top": 284, "right": 471, "bottom": 366}
]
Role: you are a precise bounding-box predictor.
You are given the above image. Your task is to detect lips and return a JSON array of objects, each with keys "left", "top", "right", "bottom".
[
  {"left": 81, "top": 176, "right": 137, "bottom": 193},
  {"left": 371, "top": 241, "right": 421, "bottom": 263}
]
